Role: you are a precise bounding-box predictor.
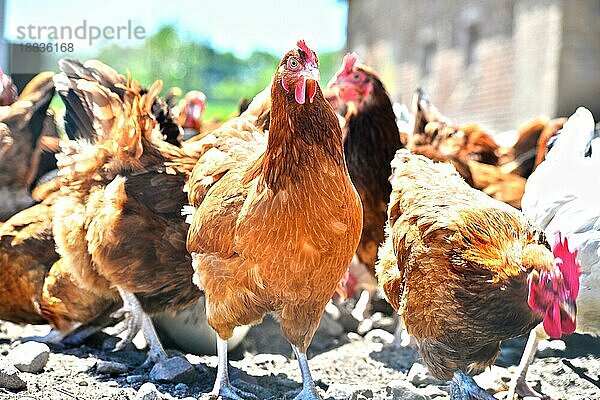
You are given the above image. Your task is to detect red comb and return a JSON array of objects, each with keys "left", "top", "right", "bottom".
[
  {"left": 297, "top": 40, "right": 316, "bottom": 65},
  {"left": 342, "top": 52, "right": 358, "bottom": 73},
  {"left": 553, "top": 232, "right": 581, "bottom": 298}
]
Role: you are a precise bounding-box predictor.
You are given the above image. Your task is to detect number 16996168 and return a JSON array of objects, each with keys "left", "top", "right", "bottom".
[{"left": 19, "top": 42, "right": 74, "bottom": 53}]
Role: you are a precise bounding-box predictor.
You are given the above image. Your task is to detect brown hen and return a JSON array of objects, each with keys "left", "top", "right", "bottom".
[
  {"left": 376, "top": 150, "right": 580, "bottom": 400},
  {"left": 52, "top": 59, "right": 209, "bottom": 365},
  {"left": 186, "top": 41, "right": 362, "bottom": 400}
]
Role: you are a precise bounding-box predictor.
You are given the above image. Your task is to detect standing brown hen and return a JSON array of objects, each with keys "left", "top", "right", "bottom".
[
  {"left": 186, "top": 41, "right": 363, "bottom": 400},
  {"left": 326, "top": 53, "right": 403, "bottom": 316},
  {"left": 376, "top": 150, "right": 580, "bottom": 400},
  {"left": 51, "top": 59, "right": 207, "bottom": 365}
]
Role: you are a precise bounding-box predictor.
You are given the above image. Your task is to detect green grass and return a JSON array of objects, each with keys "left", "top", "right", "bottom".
[{"left": 203, "top": 100, "right": 238, "bottom": 121}]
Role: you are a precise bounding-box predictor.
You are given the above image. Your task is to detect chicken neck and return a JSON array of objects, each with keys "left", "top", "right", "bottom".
[{"left": 259, "top": 86, "right": 345, "bottom": 192}]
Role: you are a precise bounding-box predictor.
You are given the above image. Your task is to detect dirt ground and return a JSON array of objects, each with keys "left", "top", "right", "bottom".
[{"left": 1, "top": 305, "right": 599, "bottom": 400}]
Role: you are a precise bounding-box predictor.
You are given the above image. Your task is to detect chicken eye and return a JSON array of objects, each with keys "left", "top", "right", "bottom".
[
  {"left": 353, "top": 73, "right": 361, "bottom": 81},
  {"left": 287, "top": 57, "right": 300, "bottom": 71}
]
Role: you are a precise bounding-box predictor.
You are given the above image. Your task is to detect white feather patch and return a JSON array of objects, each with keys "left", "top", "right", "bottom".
[{"left": 181, "top": 205, "right": 196, "bottom": 224}]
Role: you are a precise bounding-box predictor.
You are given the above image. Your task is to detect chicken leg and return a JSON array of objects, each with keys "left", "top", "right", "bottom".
[
  {"left": 291, "top": 344, "right": 322, "bottom": 400},
  {"left": 390, "top": 319, "right": 417, "bottom": 349},
  {"left": 111, "top": 287, "right": 167, "bottom": 367},
  {"left": 506, "top": 326, "right": 549, "bottom": 399},
  {"left": 450, "top": 370, "right": 496, "bottom": 400},
  {"left": 210, "top": 336, "right": 258, "bottom": 400}
]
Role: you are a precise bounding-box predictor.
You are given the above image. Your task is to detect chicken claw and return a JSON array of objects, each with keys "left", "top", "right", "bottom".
[
  {"left": 291, "top": 345, "right": 322, "bottom": 400},
  {"left": 450, "top": 370, "right": 496, "bottom": 400},
  {"left": 210, "top": 336, "right": 258, "bottom": 400},
  {"left": 111, "top": 287, "right": 168, "bottom": 367},
  {"left": 506, "top": 377, "right": 549, "bottom": 400}
]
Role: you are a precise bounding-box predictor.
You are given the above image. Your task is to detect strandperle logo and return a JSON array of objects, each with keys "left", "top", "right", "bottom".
[{"left": 15, "top": 20, "right": 146, "bottom": 46}]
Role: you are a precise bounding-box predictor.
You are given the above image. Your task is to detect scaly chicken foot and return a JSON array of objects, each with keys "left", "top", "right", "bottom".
[
  {"left": 450, "top": 370, "right": 496, "bottom": 400},
  {"left": 111, "top": 287, "right": 168, "bottom": 367},
  {"left": 291, "top": 344, "right": 322, "bottom": 400},
  {"left": 61, "top": 325, "right": 104, "bottom": 346},
  {"left": 210, "top": 336, "right": 258, "bottom": 400},
  {"left": 111, "top": 304, "right": 142, "bottom": 350}
]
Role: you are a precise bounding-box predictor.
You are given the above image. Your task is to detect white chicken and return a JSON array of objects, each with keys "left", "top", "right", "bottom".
[{"left": 507, "top": 107, "right": 600, "bottom": 398}]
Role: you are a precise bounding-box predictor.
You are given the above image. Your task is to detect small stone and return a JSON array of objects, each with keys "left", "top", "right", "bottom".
[
  {"left": 149, "top": 356, "right": 198, "bottom": 384},
  {"left": 136, "top": 382, "right": 162, "bottom": 400},
  {"left": 78, "top": 380, "right": 89, "bottom": 386},
  {"left": 338, "top": 311, "right": 360, "bottom": 333},
  {"left": 364, "top": 329, "right": 395, "bottom": 344},
  {"left": 325, "top": 383, "right": 373, "bottom": 399},
  {"left": 318, "top": 313, "right": 345, "bottom": 337},
  {"left": 357, "top": 318, "right": 374, "bottom": 335},
  {"left": 536, "top": 339, "right": 566, "bottom": 357},
  {"left": 372, "top": 315, "right": 396, "bottom": 332},
  {"left": 0, "top": 357, "right": 26, "bottom": 389},
  {"left": 96, "top": 360, "right": 128, "bottom": 375},
  {"left": 407, "top": 363, "right": 444, "bottom": 386},
  {"left": 347, "top": 332, "right": 362, "bottom": 342},
  {"left": 386, "top": 380, "right": 426, "bottom": 400},
  {"left": 324, "top": 301, "right": 342, "bottom": 320},
  {"left": 174, "top": 383, "right": 189, "bottom": 392},
  {"left": 8, "top": 342, "right": 50, "bottom": 373},
  {"left": 127, "top": 374, "right": 146, "bottom": 384},
  {"left": 418, "top": 385, "right": 449, "bottom": 398},
  {"left": 474, "top": 365, "right": 510, "bottom": 391}
]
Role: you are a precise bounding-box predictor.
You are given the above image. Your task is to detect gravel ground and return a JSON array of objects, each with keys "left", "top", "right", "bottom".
[{"left": 0, "top": 306, "right": 599, "bottom": 400}]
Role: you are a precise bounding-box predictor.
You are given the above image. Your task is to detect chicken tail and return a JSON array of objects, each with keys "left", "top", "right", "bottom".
[
  {"left": 2, "top": 71, "right": 55, "bottom": 149},
  {"left": 54, "top": 59, "right": 127, "bottom": 141},
  {"left": 546, "top": 107, "right": 596, "bottom": 162},
  {"left": 56, "top": 58, "right": 164, "bottom": 167}
]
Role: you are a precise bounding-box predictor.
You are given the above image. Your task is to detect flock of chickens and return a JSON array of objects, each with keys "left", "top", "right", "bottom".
[{"left": 0, "top": 40, "right": 597, "bottom": 400}]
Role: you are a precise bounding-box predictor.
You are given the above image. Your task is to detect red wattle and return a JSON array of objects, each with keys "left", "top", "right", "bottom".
[
  {"left": 561, "top": 314, "right": 576, "bottom": 334},
  {"left": 543, "top": 302, "right": 562, "bottom": 339},
  {"left": 307, "top": 80, "right": 317, "bottom": 103},
  {"left": 295, "top": 77, "right": 307, "bottom": 104}
]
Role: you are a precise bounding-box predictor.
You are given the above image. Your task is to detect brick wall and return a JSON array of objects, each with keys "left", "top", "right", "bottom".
[{"left": 346, "top": 0, "right": 599, "bottom": 132}]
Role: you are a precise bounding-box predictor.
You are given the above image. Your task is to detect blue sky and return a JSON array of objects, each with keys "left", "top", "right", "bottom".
[{"left": 4, "top": 0, "right": 348, "bottom": 57}]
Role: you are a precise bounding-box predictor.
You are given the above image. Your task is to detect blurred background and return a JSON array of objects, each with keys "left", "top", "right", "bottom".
[{"left": 0, "top": 0, "right": 599, "bottom": 130}]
